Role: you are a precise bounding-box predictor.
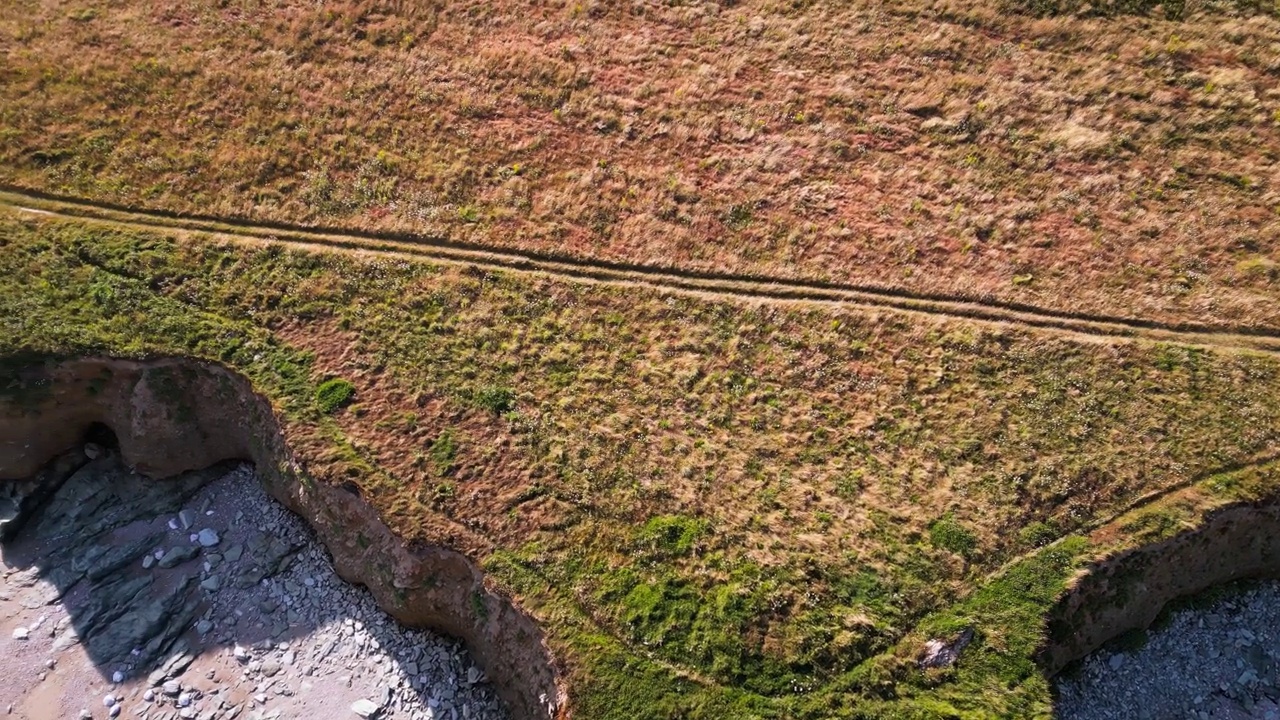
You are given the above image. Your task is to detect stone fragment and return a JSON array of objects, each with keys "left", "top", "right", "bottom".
[
  {"left": 351, "top": 699, "right": 382, "bottom": 718},
  {"left": 178, "top": 510, "right": 194, "bottom": 530},
  {"left": 157, "top": 546, "right": 199, "bottom": 569},
  {"left": 11, "top": 627, "right": 28, "bottom": 640},
  {"left": 197, "top": 529, "right": 220, "bottom": 547},
  {"left": 919, "top": 628, "right": 975, "bottom": 669}
]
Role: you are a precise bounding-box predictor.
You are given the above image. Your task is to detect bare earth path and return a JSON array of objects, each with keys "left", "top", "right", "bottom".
[{"left": 3, "top": 187, "right": 1280, "bottom": 359}]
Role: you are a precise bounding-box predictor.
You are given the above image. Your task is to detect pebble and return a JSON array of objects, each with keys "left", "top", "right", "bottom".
[
  {"left": 197, "top": 528, "right": 220, "bottom": 547},
  {"left": 103, "top": 695, "right": 116, "bottom": 708},
  {"left": 11, "top": 627, "right": 28, "bottom": 640}
]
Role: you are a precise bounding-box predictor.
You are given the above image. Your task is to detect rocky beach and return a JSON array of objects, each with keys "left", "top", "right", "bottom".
[{"left": 0, "top": 451, "right": 507, "bottom": 720}]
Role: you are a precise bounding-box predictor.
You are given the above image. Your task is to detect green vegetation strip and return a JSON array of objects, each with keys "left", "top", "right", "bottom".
[{"left": 3, "top": 215, "right": 1279, "bottom": 718}]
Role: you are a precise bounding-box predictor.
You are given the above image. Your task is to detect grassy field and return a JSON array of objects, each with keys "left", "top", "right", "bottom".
[
  {"left": 2, "top": 0, "right": 1279, "bottom": 329},
  {"left": 3, "top": 210, "right": 1279, "bottom": 717},
  {"left": 3, "top": 0, "right": 1280, "bottom": 716}
]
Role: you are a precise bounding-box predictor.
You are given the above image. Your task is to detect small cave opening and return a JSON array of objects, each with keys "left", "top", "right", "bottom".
[{"left": 81, "top": 421, "right": 120, "bottom": 452}]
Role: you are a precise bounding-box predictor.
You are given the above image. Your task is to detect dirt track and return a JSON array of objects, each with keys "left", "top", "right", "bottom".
[{"left": 4, "top": 186, "right": 1280, "bottom": 359}]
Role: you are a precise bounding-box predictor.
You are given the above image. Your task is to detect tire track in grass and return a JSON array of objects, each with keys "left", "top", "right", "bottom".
[{"left": 4, "top": 186, "right": 1280, "bottom": 359}]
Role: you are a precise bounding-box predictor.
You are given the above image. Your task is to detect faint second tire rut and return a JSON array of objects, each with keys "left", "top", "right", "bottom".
[{"left": 4, "top": 187, "right": 1280, "bottom": 359}]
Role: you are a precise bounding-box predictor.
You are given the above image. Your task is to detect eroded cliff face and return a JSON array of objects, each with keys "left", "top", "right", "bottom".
[
  {"left": 1041, "top": 503, "right": 1280, "bottom": 675},
  {"left": 0, "top": 357, "right": 567, "bottom": 720}
]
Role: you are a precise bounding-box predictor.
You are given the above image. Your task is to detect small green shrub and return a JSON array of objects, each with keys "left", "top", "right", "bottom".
[
  {"left": 636, "top": 515, "right": 707, "bottom": 557},
  {"left": 723, "top": 202, "right": 755, "bottom": 230},
  {"left": 315, "top": 378, "right": 355, "bottom": 414},
  {"left": 1018, "top": 521, "right": 1058, "bottom": 548},
  {"left": 929, "top": 515, "right": 978, "bottom": 557},
  {"left": 430, "top": 430, "right": 458, "bottom": 475},
  {"left": 475, "top": 385, "right": 515, "bottom": 414}
]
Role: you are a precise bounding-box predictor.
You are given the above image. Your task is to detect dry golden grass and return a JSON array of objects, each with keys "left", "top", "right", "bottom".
[{"left": 2, "top": 0, "right": 1279, "bottom": 329}]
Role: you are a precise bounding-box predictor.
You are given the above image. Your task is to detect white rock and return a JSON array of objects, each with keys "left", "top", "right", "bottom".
[
  {"left": 108, "top": 706, "right": 120, "bottom": 718},
  {"left": 143, "top": 690, "right": 155, "bottom": 703},
  {"left": 11, "top": 628, "right": 28, "bottom": 640},
  {"left": 103, "top": 695, "right": 116, "bottom": 708},
  {"left": 197, "top": 529, "right": 220, "bottom": 547},
  {"left": 112, "top": 671, "right": 124, "bottom": 684},
  {"left": 351, "top": 699, "right": 382, "bottom": 718}
]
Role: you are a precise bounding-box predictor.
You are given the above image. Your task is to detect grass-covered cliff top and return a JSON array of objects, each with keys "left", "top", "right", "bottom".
[{"left": 4, "top": 210, "right": 1279, "bottom": 717}]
